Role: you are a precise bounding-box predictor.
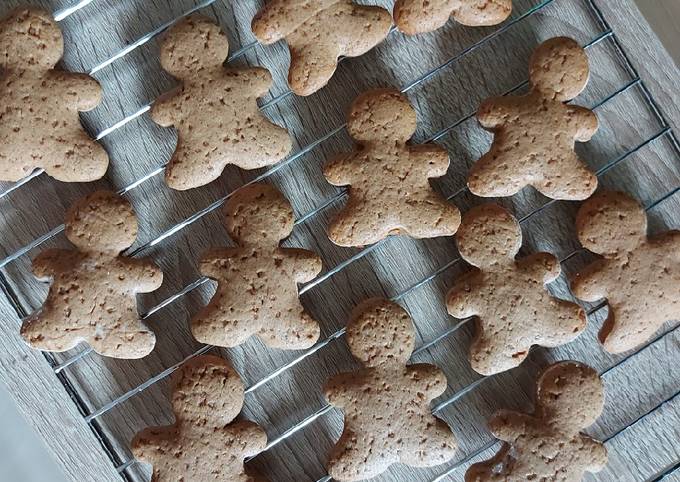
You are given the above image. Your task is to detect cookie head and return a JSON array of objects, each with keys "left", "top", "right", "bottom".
[
  {"left": 529, "top": 37, "right": 589, "bottom": 102},
  {"left": 576, "top": 191, "right": 646, "bottom": 258},
  {"left": 536, "top": 361, "right": 604, "bottom": 430},
  {"left": 0, "top": 8, "right": 62, "bottom": 69},
  {"left": 171, "top": 356, "right": 244, "bottom": 427},
  {"left": 65, "top": 191, "right": 138, "bottom": 253},
  {"left": 346, "top": 299, "right": 415, "bottom": 368},
  {"left": 347, "top": 89, "right": 417, "bottom": 144},
  {"left": 456, "top": 204, "right": 521, "bottom": 269},
  {"left": 225, "top": 183, "right": 294, "bottom": 246},
  {"left": 160, "top": 14, "right": 228, "bottom": 77}
]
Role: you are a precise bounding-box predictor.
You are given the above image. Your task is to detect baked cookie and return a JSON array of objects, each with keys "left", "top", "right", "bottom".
[
  {"left": 153, "top": 15, "right": 291, "bottom": 190},
  {"left": 394, "top": 0, "right": 512, "bottom": 35},
  {"left": 191, "top": 183, "right": 321, "bottom": 350},
  {"left": 447, "top": 204, "right": 585, "bottom": 375},
  {"left": 324, "top": 89, "right": 461, "bottom": 247},
  {"left": 468, "top": 37, "right": 599, "bottom": 200},
  {"left": 0, "top": 8, "right": 108, "bottom": 182},
  {"left": 251, "top": 1, "right": 392, "bottom": 96},
  {"left": 132, "top": 355, "right": 268, "bottom": 481},
  {"left": 571, "top": 190, "right": 680, "bottom": 353},
  {"left": 466, "top": 361, "right": 607, "bottom": 481},
  {"left": 21, "top": 191, "right": 162, "bottom": 359},
  {"left": 324, "top": 298, "right": 457, "bottom": 481}
]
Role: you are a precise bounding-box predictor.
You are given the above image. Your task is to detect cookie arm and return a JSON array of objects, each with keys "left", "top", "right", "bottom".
[
  {"left": 571, "top": 259, "right": 608, "bottom": 303},
  {"left": 582, "top": 436, "right": 608, "bottom": 471},
  {"left": 324, "top": 153, "right": 358, "bottom": 186},
  {"left": 411, "top": 364, "right": 448, "bottom": 398},
  {"left": 487, "top": 410, "right": 528, "bottom": 443},
  {"left": 520, "top": 252, "right": 561, "bottom": 284},
  {"left": 251, "top": 0, "right": 336, "bottom": 43},
  {"left": 233, "top": 421, "right": 268, "bottom": 457},
  {"left": 32, "top": 249, "right": 77, "bottom": 280},
  {"left": 446, "top": 273, "right": 482, "bottom": 319},
  {"left": 129, "top": 259, "right": 163, "bottom": 293},
  {"left": 52, "top": 71, "right": 102, "bottom": 111},
  {"left": 241, "top": 67, "right": 274, "bottom": 98},
  {"left": 199, "top": 248, "right": 239, "bottom": 279},
  {"left": 409, "top": 144, "right": 450, "bottom": 177},
  {"left": 324, "top": 372, "right": 358, "bottom": 410},
  {"left": 151, "top": 88, "right": 182, "bottom": 127},
  {"left": 289, "top": 249, "right": 322, "bottom": 284},
  {"left": 477, "top": 97, "right": 514, "bottom": 129},
  {"left": 568, "top": 105, "right": 599, "bottom": 142}
]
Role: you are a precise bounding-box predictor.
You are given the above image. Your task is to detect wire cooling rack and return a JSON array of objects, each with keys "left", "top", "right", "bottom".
[{"left": 0, "top": 0, "right": 679, "bottom": 480}]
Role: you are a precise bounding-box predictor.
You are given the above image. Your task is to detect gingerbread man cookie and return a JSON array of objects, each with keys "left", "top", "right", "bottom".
[
  {"left": 132, "top": 355, "right": 267, "bottom": 481},
  {"left": 152, "top": 15, "right": 291, "bottom": 190},
  {"left": 0, "top": 8, "right": 108, "bottom": 182},
  {"left": 571, "top": 190, "right": 680, "bottom": 353},
  {"left": 468, "top": 37, "right": 599, "bottom": 200},
  {"left": 466, "top": 361, "right": 607, "bottom": 481},
  {"left": 394, "top": 0, "right": 512, "bottom": 35},
  {"left": 251, "top": 1, "right": 392, "bottom": 96},
  {"left": 324, "top": 298, "right": 457, "bottom": 481},
  {"left": 447, "top": 204, "right": 585, "bottom": 375},
  {"left": 191, "top": 183, "right": 321, "bottom": 350},
  {"left": 21, "top": 191, "right": 162, "bottom": 359},
  {"left": 324, "top": 89, "right": 461, "bottom": 247}
]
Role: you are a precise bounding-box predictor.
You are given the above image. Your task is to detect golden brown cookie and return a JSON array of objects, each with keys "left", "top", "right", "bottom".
[
  {"left": 21, "top": 191, "right": 162, "bottom": 359},
  {"left": 152, "top": 15, "right": 291, "bottom": 190},
  {"left": 571, "top": 190, "right": 680, "bottom": 353},
  {"left": 251, "top": 1, "right": 392, "bottom": 96},
  {"left": 466, "top": 361, "right": 608, "bottom": 481},
  {"left": 191, "top": 183, "right": 321, "bottom": 350},
  {"left": 0, "top": 8, "right": 108, "bottom": 182},
  {"left": 324, "top": 298, "right": 457, "bottom": 481},
  {"left": 324, "top": 89, "right": 461, "bottom": 247},
  {"left": 468, "top": 37, "right": 599, "bottom": 200},
  {"left": 132, "top": 355, "right": 267, "bottom": 481},
  {"left": 394, "top": 0, "right": 512, "bottom": 35},
  {"left": 447, "top": 204, "right": 586, "bottom": 375}
]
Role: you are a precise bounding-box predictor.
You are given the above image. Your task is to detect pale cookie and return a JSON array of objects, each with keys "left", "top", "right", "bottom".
[
  {"left": 153, "top": 15, "right": 291, "bottom": 190},
  {"left": 468, "top": 37, "right": 599, "bottom": 200},
  {"left": 191, "top": 183, "right": 321, "bottom": 350},
  {"left": 447, "top": 204, "right": 585, "bottom": 375},
  {"left": 0, "top": 8, "right": 108, "bottom": 182},
  {"left": 132, "top": 355, "right": 268, "bottom": 481},
  {"left": 571, "top": 190, "right": 680, "bottom": 353},
  {"left": 466, "top": 361, "right": 608, "bottom": 481},
  {"left": 394, "top": 0, "right": 512, "bottom": 35},
  {"left": 324, "top": 89, "right": 461, "bottom": 247},
  {"left": 324, "top": 298, "right": 457, "bottom": 481},
  {"left": 251, "top": 1, "right": 392, "bottom": 96},
  {"left": 21, "top": 191, "right": 162, "bottom": 359}
]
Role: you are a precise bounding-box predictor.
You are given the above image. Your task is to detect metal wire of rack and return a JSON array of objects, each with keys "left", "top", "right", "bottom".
[{"left": 0, "top": 0, "right": 679, "bottom": 480}]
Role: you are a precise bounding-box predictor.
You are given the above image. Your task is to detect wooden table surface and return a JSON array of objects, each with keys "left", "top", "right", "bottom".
[{"left": 0, "top": 1, "right": 678, "bottom": 481}]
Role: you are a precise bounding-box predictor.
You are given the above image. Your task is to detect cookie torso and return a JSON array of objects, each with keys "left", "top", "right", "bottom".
[
  {"left": 192, "top": 246, "right": 321, "bottom": 349},
  {"left": 326, "top": 365, "right": 456, "bottom": 481}
]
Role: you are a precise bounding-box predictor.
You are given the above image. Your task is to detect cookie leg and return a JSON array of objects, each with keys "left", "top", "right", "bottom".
[
  {"left": 400, "top": 198, "right": 461, "bottom": 239},
  {"left": 231, "top": 119, "right": 291, "bottom": 170},
  {"left": 540, "top": 302, "right": 586, "bottom": 347},
  {"left": 467, "top": 152, "right": 527, "bottom": 197},
  {"left": 165, "top": 136, "right": 223, "bottom": 190},
  {"left": 20, "top": 313, "right": 82, "bottom": 353},
  {"left": 191, "top": 306, "right": 255, "bottom": 348},
  {"left": 394, "top": 0, "right": 453, "bottom": 35},
  {"left": 328, "top": 206, "right": 389, "bottom": 247},
  {"left": 535, "top": 158, "right": 597, "bottom": 201},
  {"left": 93, "top": 323, "right": 156, "bottom": 359},
  {"left": 328, "top": 427, "right": 392, "bottom": 481},
  {"left": 286, "top": 41, "right": 339, "bottom": 96},
  {"left": 469, "top": 320, "right": 526, "bottom": 375},
  {"left": 401, "top": 418, "right": 457, "bottom": 467},
  {"left": 44, "top": 135, "right": 109, "bottom": 182}
]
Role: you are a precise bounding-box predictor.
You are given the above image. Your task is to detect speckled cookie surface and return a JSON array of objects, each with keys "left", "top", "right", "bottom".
[
  {"left": 324, "top": 298, "right": 457, "bottom": 481},
  {"left": 0, "top": 8, "right": 108, "bottom": 182},
  {"left": 153, "top": 15, "right": 291, "bottom": 190},
  {"left": 132, "top": 355, "right": 268, "bottom": 482},
  {"left": 466, "top": 361, "right": 608, "bottom": 481},
  {"left": 447, "top": 204, "right": 585, "bottom": 375},
  {"left": 394, "top": 0, "right": 512, "bottom": 35},
  {"left": 571, "top": 190, "right": 680, "bottom": 353},
  {"left": 324, "top": 89, "right": 461, "bottom": 247},
  {"left": 251, "top": 1, "right": 392, "bottom": 96},
  {"left": 191, "top": 183, "right": 321, "bottom": 350},
  {"left": 468, "top": 37, "right": 599, "bottom": 200},
  {"left": 21, "top": 191, "right": 162, "bottom": 359}
]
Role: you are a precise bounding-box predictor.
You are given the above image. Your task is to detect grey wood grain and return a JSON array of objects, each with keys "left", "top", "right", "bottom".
[{"left": 0, "top": 0, "right": 678, "bottom": 481}]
